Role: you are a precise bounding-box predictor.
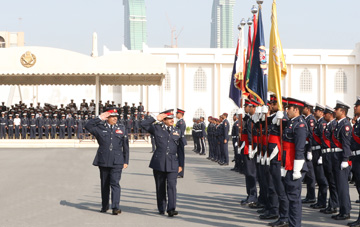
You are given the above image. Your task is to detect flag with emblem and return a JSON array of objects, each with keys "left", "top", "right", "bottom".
[
  {"left": 268, "top": 0, "right": 287, "bottom": 111},
  {"left": 229, "top": 25, "right": 245, "bottom": 107},
  {"left": 247, "top": 6, "right": 267, "bottom": 105}
]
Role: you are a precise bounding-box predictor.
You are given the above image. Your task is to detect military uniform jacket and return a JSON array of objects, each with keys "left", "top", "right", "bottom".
[
  {"left": 176, "top": 118, "right": 187, "bottom": 146},
  {"left": 312, "top": 117, "right": 327, "bottom": 147},
  {"left": 44, "top": 118, "right": 51, "bottom": 127},
  {"left": 51, "top": 118, "right": 59, "bottom": 127},
  {"left": 200, "top": 122, "right": 207, "bottom": 138},
  {"left": 66, "top": 117, "right": 74, "bottom": 128},
  {"left": 216, "top": 123, "right": 224, "bottom": 141},
  {"left": 222, "top": 119, "right": 230, "bottom": 141},
  {"left": 282, "top": 116, "right": 308, "bottom": 171},
  {"left": 36, "top": 117, "right": 44, "bottom": 128},
  {"left": 141, "top": 117, "right": 184, "bottom": 173},
  {"left": 351, "top": 117, "right": 360, "bottom": 151},
  {"left": 29, "top": 118, "right": 36, "bottom": 127},
  {"left": 7, "top": 119, "right": 14, "bottom": 128},
  {"left": 231, "top": 120, "right": 239, "bottom": 139},
  {"left": 75, "top": 119, "right": 84, "bottom": 130},
  {"left": 332, "top": 117, "right": 352, "bottom": 162},
  {"left": 305, "top": 114, "right": 316, "bottom": 152},
  {"left": 85, "top": 118, "right": 129, "bottom": 167},
  {"left": 322, "top": 119, "right": 337, "bottom": 149},
  {"left": 21, "top": 118, "right": 28, "bottom": 127},
  {"left": 0, "top": 117, "right": 7, "bottom": 126}
]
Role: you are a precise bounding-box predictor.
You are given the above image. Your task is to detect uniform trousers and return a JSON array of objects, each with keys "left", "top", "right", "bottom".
[
  {"left": 243, "top": 151, "right": 257, "bottom": 203},
  {"left": 208, "top": 136, "right": 213, "bottom": 158},
  {"left": 304, "top": 158, "right": 316, "bottom": 200},
  {"left": 332, "top": 152, "right": 351, "bottom": 215},
  {"left": 153, "top": 170, "right": 178, "bottom": 213},
  {"left": 351, "top": 155, "right": 360, "bottom": 218},
  {"left": 21, "top": 127, "right": 27, "bottom": 139},
  {"left": 44, "top": 127, "right": 50, "bottom": 139},
  {"left": 0, "top": 125, "right": 6, "bottom": 139},
  {"left": 99, "top": 166, "right": 123, "bottom": 210},
  {"left": 194, "top": 136, "right": 201, "bottom": 153},
  {"left": 283, "top": 170, "right": 305, "bottom": 227},
  {"left": 8, "top": 126, "right": 14, "bottom": 139},
  {"left": 15, "top": 125, "right": 20, "bottom": 139},
  {"left": 256, "top": 155, "right": 267, "bottom": 206},
  {"left": 59, "top": 126, "right": 65, "bottom": 139},
  {"left": 312, "top": 148, "right": 328, "bottom": 206},
  {"left": 322, "top": 152, "right": 338, "bottom": 209},
  {"left": 200, "top": 137, "right": 207, "bottom": 155},
  {"left": 214, "top": 138, "right": 221, "bottom": 161},
  {"left": 51, "top": 127, "right": 57, "bottom": 139},
  {"left": 30, "top": 126, "right": 36, "bottom": 139},
  {"left": 178, "top": 144, "right": 185, "bottom": 178},
  {"left": 221, "top": 140, "right": 229, "bottom": 164},
  {"left": 232, "top": 138, "right": 239, "bottom": 169}
]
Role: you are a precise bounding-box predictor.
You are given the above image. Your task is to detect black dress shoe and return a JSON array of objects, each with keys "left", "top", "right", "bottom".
[
  {"left": 257, "top": 208, "right": 266, "bottom": 214},
  {"left": 223, "top": 163, "right": 229, "bottom": 166},
  {"left": 206, "top": 157, "right": 211, "bottom": 160},
  {"left": 302, "top": 198, "right": 316, "bottom": 204},
  {"left": 268, "top": 219, "right": 289, "bottom": 227},
  {"left": 112, "top": 209, "right": 122, "bottom": 215},
  {"left": 177, "top": 175, "right": 183, "bottom": 178},
  {"left": 100, "top": 208, "right": 108, "bottom": 213},
  {"left": 168, "top": 210, "right": 178, "bottom": 217},
  {"left": 249, "top": 202, "right": 265, "bottom": 209},
  {"left": 332, "top": 213, "right": 350, "bottom": 220},
  {"left": 321, "top": 207, "right": 337, "bottom": 214},
  {"left": 310, "top": 203, "right": 326, "bottom": 209},
  {"left": 159, "top": 211, "right": 165, "bottom": 215},
  {"left": 230, "top": 168, "right": 238, "bottom": 171},
  {"left": 259, "top": 214, "right": 279, "bottom": 220},
  {"left": 348, "top": 219, "right": 360, "bottom": 227}
]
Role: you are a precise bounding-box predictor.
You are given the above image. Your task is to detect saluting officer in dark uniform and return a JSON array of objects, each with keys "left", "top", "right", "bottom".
[
  {"left": 141, "top": 109, "right": 184, "bottom": 217},
  {"left": 320, "top": 105, "right": 339, "bottom": 215},
  {"left": 282, "top": 98, "right": 308, "bottom": 227},
  {"left": 85, "top": 108, "right": 129, "bottom": 215},
  {"left": 176, "top": 108, "right": 187, "bottom": 178},
  {"left": 331, "top": 100, "right": 352, "bottom": 220},
  {"left": 348, "top": 97, "right": 360, "bottom": 226}
]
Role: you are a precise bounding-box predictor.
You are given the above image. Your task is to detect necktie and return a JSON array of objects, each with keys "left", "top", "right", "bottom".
[{"left": 167, "top": 126, "right": 171, "bottom": 133}]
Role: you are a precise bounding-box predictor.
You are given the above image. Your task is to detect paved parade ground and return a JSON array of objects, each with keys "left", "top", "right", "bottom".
[{"left": 1, "top": 144, "right": 360, "bottom": 227}]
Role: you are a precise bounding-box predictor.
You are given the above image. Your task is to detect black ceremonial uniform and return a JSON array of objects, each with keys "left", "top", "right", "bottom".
[
  {"left": 85, "top": 117, "right": 129, "bottom": 212},
  {"left": 141, "top": 116, "right": 184, "bottom": 215}
]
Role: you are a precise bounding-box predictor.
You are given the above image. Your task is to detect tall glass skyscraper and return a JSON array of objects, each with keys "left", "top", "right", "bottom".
[
  {"left": 123, "top": 0, "right": 147, "bottom": 50},
  {"left": 210, "top": 0, "right": 235, "bottom": 48}
]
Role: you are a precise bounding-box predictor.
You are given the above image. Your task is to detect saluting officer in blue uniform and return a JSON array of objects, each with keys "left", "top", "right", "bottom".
[
  {"left": 282, "top": 98, "right": 308, "bottom": 227},
  {"left": 141, "top": 109, "right": 184, "bottom": 217},
  {"left": 176, "top": 108, "right": 187, "bottom": 178},
  {"left": 320, "top": 105, "right": 339, "bottom": 215},
  {"left": 85, "top": 107, "right": 129, "bottom": 215},
  {"left": 331, "top": 100, "right": 352, "bottom": 220},
  {"left": 348, "top": 97, "right": 360, "bottom": 227}
]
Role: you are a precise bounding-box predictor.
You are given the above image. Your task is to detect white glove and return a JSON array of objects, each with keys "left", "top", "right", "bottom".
[
  {"left": 341, "top": 161, "right": 349, "bottom": 170},
  {"left": 293, "top": 159, "right": 305, "bottom": 180},
  {"left": 234, "top": 142, "right": 238, "bottom": 147},
  {"left": 252, "top": 113, "right": 259, "bottom": 123},
  {"left": 261, "top": 113, "right": 266, "bottom": 122},
  {"left": 275, "top": 111, "right": 284, "bottom": 126},
  {"left": 239, "top": 141, "right": 245, "bottom": 151},
  {"left": 269, "top": 145, "right": 279, "bottom": 161},
  {"left": 280, "top": 166, "right": 287, "bottom": 177},
  {"left": 317, "top": 156, "right": 323, "bottom": 165},
  {"left": 256, "top": 153, "right": 261, "bottom": 163},
  {"left": 261, "top": 105, "right": 269, "bottom": 114},
  {"left": 266, "top": 157, "right": 270, "bottom": 166},
  {"left": 237, "top": 108, "right": 245, "bottom": 116},
  {"left": 307, "top": 152, "right": 313, "bottom": 161},
  {"left": 256, "top": 106, "right": 262, "bottom": 114}
]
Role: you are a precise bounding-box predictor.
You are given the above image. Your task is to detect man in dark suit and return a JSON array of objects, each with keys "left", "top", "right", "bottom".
[
  {"left": 85, "top": 107, "right": 129, "bottom": 215},
  {"left": 141, "top": 109, "right": 184, "bottom": 217}
]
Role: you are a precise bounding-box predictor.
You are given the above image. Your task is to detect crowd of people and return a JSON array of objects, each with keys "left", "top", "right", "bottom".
[{"left": 0, "top": 100, "right": 152, "bottom": 139}]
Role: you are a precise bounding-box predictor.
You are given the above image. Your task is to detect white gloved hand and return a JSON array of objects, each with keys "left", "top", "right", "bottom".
[
  {"left": 261, "top": 105, "right": 269, "bottom": 114},
  {"left": 266, "top": 157, "right": 270, "bottom": 166},
  {"left": 317, "top": 156, "right": 323, "bottom": 165},
  {"left": 256, "top": 106, "right": 262, "bottom": 114},
  {"left": 293, "top": 159, "right": 305, "bottom": 180},
  {"left": 237, "top": 108, "right": 245, "bottom": 116},
  {"left": 252, "top": 113, "right": 259, "bottom": 123},
  {"left": 234, "top": 142, "right": 238, "bottom": 147},
  {"left": 269, "top": 145, "right": 279, "bottom": 161},
  {"left": 275, "top": 111, "right": 284, "bottom": 126},
  {"left": 261, "top": 113, "right": 266, "bottom": 121},
  {"left": 256, "top": 153, "right": 261, "bottom": 163},
  {"left": 307, "top": 152, "right": 313, "bottom": 161},
  {"left": 341, "top": 161, "right": 349, "bottom": 170},
  {"left": 280, "top": 167, "right": 287, "bottom": 177},
  {"left": 260, "top": 156, "right": 265, "bottom": 165}
]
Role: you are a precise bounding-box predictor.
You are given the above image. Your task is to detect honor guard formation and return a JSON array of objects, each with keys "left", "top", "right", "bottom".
[
  {"left": 0, "top": 100, "right": 151, "bottom": 140},
  {"left": 189, "top": 96, "right": 360, "bottom": 227}
]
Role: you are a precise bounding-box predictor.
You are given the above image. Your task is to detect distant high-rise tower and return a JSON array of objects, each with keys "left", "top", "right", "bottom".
[
  {"left": 210, "top": 0, "right": 235, "bottom": 48},
  {"left": 123, "top": 0, "right": 147, "bottom": 50}
]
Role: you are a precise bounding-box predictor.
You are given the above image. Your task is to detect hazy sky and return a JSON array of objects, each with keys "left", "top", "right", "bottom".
[{"left": 1, "top": 0, "right": 359, "bottom": 55}]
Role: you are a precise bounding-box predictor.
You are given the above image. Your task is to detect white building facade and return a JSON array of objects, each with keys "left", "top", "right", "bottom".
[{"left": 1, "top": 43, "right": 360, "bottom": 125}]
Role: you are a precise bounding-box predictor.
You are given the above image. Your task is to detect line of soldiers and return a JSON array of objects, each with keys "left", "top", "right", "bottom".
[
  {"left": 0, "top": 100, "right": 149, "bottom": 139},
  {"left": 229, "top": 95, "right": 360, "bottom": 227}
]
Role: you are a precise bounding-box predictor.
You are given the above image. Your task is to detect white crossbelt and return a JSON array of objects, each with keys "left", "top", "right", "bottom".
[
  {"left": 333, "top": 148, "right": 343, "bottom": 152},
  {"left": 322, "top": 148, "right": 332, "bottom": 153},
  {"left": 352, "top": 150, "right": 360, "bottom": 156},
  {"left": 312, "top": 145, "right": 321, "bottom": 150}
]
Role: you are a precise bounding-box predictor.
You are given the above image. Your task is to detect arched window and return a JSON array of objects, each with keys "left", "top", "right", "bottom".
[
  {"left": 0, "top": 36, "right": 5, "bottom": 48},
  {"left": 194, "top": 67, "right": 207, "bottom": 92},
  {"left": 335, "top": 69, "right": 347, "bottom": 93},
  {"left": 194, "top": 108, "right": 206, "bottom": 119},
  {"left": 164, "top": 71, "right": 171, "bottom": 92},
  {"left": 300, "top": 68, "right": 312, "bottom": 93}
]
